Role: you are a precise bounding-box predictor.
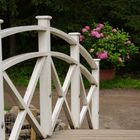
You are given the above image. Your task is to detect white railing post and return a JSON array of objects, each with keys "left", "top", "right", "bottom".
[
  {"left": 0, "top": 19, "right": 5, "bottom": 140},
  {"left": 36, "top": 16, "right": 52, "bottom": 135},
  {"left": 69, "top": 33, "right": 80, "bottom": 128},
  {"left": 92, "top": 59, "right": 100, "bottom": 129}
]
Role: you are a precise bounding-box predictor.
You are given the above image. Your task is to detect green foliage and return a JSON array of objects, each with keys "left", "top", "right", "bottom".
[
  {"left": 7, "top": 64, "right": 34, "bottom": 86},
  {"left": 92, "top": 0, "right": 140, "bottom": 45},
  {"left": 0, "top": 0, "right": 140, "bottom": 73},
  {"left": 80, "top": 22, "right": 138, "bottom": 69}
]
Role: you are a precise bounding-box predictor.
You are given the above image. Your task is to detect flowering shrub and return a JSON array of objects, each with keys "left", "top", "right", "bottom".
[{"left": 80, "top": 22, "right": 138, "bottom": 69}]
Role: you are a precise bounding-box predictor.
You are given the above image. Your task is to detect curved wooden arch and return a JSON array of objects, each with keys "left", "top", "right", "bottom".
[
  {"left": 79, "top": 44, "right": 97, "bottom": 70},
  {"left": 1, "top": 25, "right": 97, "bottom": 70},
  {"left": 50, "top": 27, "right": 77, "bottom": 45},
  {"left": 1, "top": 25, "right": 46, "bottom": 38},
  {"left": 80, "top": 64, "right": 97, "bottom": 85},
  {"left": 3, "top": 51, "right": 78, "bottom": 71},
  {"left": 3, "top": 52, "right": 47, "bottom": 70},
  {"left": 3, "top": 51, "right": 95, "bottom": 85}
]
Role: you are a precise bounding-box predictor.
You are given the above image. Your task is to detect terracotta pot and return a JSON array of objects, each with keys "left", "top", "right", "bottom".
[{"left": 100, "top": 69, "right": 116, "bottom": 81}]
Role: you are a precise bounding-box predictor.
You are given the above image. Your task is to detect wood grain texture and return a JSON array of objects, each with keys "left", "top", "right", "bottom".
[{"left": 45, "top": 130, "right": 140, "bottom": 140}]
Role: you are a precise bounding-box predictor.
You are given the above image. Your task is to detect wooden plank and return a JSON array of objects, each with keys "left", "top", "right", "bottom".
[
  {"left": 1, "top": 25, "right": 46, "bottom": 38},
  {"left": 70, "top": 33, "right": 80, "bottom": 128},
  {"left": 24, "top": 57, "right": 45, "bottom": 105},
  {"left": 92, "top": 59, "right": 100, "bottom": 129},
  {"left": 37, "top": 16, "right": 52, "bottom": 136},
  {"left": 3, "top": 52, "right": 47, "bottom": 70},
  {"left": 62, "top": 65, "right": 76, "bottom": 96},
  {"left": 0, "top": 19, "right": 5, "bottom": 140},
  {"left": 51, "top": 51, "right": 77, "bottom": 65},
  {"left": 44, "top": 130, "right": 140, "bottom": 140},
  {"left": 52, "top": 97, "right": 64, "bottom": 130},
  {"left": 80, "top": 64, "right": 97, "bottom": 85},
  {"left": 79, "top": 44, "right": 97, "bottom": 69},
  {"left": 9, "top": 111, "right": 27, "bottom": 140},
  {"left": 51, "top": 59, "right": 63, "bottom": 97},
  {"left": 50, "top": 27, "right": 77, "bottom": 45},
  {"left": 4, "top": 72, "right": 47, "bottom": 138}
]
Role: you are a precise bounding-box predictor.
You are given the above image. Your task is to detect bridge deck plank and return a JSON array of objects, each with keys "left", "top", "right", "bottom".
[{"left": 44, "top": 130, "right": 140, "bottom": 140}]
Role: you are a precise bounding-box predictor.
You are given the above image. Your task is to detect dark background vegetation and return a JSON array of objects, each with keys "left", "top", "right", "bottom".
[{"left": 0, "top": 0, "right": 140, "bottom": 75}]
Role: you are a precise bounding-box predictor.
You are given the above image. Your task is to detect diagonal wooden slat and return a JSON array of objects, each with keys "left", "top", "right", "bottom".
[
  {"left": 51, "top": 58, "right": 63, "bottom": 97},
  {"left": 24, "top": 57, "right": 46, "bottom": 105},
  {"left": 52, "top": 97, "right": 64, "bottom": 130},
  {"left": 86, "top": 106, "right": 93, "bottom": 129},
  {"left": 9, "top": 111, "right": 27, "bottom": 140},
  {"left": 62, "top": 65, "right": 76, "bottom": 96},
  {"left": 80, "top": 64, "right": 97, "bottom": 85},
  {"left": 80, "top": 73, "right": 87, "bottom": 105},
  {"left": 3, "top": 72, "right": 47, "bottom": 138},
  {"left": 4, "top": 72, "right": 24, "bottom": 108},
  {"left": 80, "top": 105, "right": 88, "bottom": 126},
  {"left": 79, "top": 74, "right": 96, "bottom": 128},
  {"left": 52, "top": 61, "right": 76, "bottom": 130},
  {"left": 63, "top": 99, "right": 75, "bottom": 129},
  {"left": 87, "top": 85, "right": 96, "bottom": 104},
  {"left": 51, "top": 58, "right": 65, "bottom": 130}
]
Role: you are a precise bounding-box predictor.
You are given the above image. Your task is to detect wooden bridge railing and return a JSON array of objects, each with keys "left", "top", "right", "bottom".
[{"left": 0, "top": 16, "right": 100, "bottom": 140}]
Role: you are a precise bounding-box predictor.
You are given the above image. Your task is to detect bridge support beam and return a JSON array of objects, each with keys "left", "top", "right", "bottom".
[
  {"left": 36, "top": 16, "right": 52, "bottom": 136},
  {"left": 92, "top": 59, "right": 100, "bottom": 129},
  {"left": 69, "top": 33, "right": 80, "bottom": 128},
  {"left": 0, "top": 19, "right": 5, "bottom": 140}
]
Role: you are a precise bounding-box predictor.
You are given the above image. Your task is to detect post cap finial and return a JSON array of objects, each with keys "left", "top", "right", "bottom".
[{"left": 35, "top": 16, "right": 52, "bottom": 20}]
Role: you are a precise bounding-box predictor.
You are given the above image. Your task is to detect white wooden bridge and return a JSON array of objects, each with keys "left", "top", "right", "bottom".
[{"left": 0, "top": 16, "right": 139, "bottom": 140}]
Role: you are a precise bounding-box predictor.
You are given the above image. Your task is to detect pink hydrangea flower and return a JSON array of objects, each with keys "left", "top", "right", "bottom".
[
  {"left": 95, "top": 33, "right": 101, "bottom": 38},
  {"left": 79, "top": 35, "right": 84, "bottom": 42},
  {"left": 85, "top": 26, "right": 90, "bottom": 30},
  {"left": 95, "top": 27, "right": 101, "bottom": 31},
  {"left": 91, "top": 30, "right": 102, "bottom": 38},
  {"left": 112, "top": 28, "right": 117, "bottom": 33},
  {"left": 97, "top": 23, "right": 104, "bottom": 29},
  {"left": 90, "top": 30, "right": 97, "bottom": 36},
  {"left": 96, "top": 51, "right": 108, "bottom": 59},
  {"left": 82, "top": 28, "right": 88, "bottom": 33}
]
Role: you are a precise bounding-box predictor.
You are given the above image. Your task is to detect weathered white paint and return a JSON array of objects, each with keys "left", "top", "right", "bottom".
[
  {"left": 3, "top": 72, "right": 47, "bottom": 139},
  {"left": 36, "top": 16, "right": 52, "bottom": 136},
  {"left": 0, "top": 19, "right": 5, "bottom": 140},
  {"left": 3, "top": 51, "right": 77, "bottom": 71},
  {"left": 1, "top": 25, "right": 46, "bottom": 38},
  {"left": 0, "top": 15, "right": 100, "bottom": 139},
  {"left": 51, "top": 27, "right": 76, "bottom": 45},
  {"left": 69, "top": 33, "right": 80, "bottom": 128},
  {"left": 24, "top": 58, "right": 46, "bottom": 105},
  {"left": 79, "top": 73, "right": 96, "bottom": 128},
  {"left": 92, "top": 59, "right": 100, "bottom": 129},
  {"left": 79, "top": 44, "right": 97, "bottom": 69},
  {"left": 51, "top": 51, "right": 77, "bottom": 64},
  {"left": 80, "top": 64, "right": 97, "bottom": 85}
]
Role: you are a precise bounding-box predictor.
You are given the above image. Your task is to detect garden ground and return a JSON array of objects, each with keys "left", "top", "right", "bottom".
[{"left": 4, "top": 86, "right": 140, "bottom": 130}]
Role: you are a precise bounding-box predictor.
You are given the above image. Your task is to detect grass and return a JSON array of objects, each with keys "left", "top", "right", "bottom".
[
  {"left": 7, "top": 65, "right": 140, "bottom": 89},
  {"left": 100, "top": 76, "right": 140, "bottom": 89}
]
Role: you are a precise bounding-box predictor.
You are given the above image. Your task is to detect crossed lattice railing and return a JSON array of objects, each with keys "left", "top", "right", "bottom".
[{"left": 0, "top": 16, "right": 100, "bottom": 140}]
